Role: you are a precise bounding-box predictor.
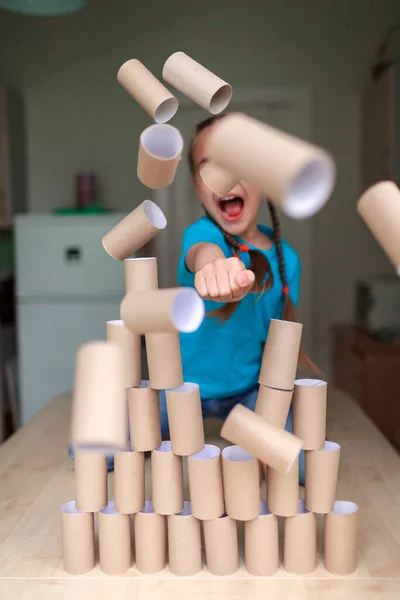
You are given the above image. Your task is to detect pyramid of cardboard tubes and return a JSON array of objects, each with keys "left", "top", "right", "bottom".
[{"left": 61, "top": 51, "right": 358, "bottom": 578}]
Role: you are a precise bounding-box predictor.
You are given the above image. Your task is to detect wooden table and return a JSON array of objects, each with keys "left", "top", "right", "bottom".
[{"left": 0, "top": 391, "right": 400, "bottom": 599}]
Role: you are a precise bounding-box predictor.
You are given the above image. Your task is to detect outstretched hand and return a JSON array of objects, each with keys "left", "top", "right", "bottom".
[{"left": 194, "top": 257, "right": 255, "bottom": 303}]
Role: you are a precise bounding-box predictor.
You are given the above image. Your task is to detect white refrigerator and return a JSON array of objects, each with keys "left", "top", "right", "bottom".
[{"left": 15, "top": 213, "right": 127, "bottom": 425}]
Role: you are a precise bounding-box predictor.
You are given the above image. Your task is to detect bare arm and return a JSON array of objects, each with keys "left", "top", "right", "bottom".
[{"left": 186, "top": 242, "right": 225, "bottom": 273}]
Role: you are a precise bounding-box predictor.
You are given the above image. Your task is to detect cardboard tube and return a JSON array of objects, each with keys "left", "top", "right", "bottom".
[
  {"left": 166, "top": 383, "right": 204, "bottom": 456},
  {"left": 151, "top": 441, "right": 184, "bottom": 515},
  {"left": 267, "top": 459, "right": 299, "bottom": 516},
  {"left": 162, "top": 51, "right": 232, "bottom": 114},
  {"left": 137, "top": 123, "right": 183, "bottom": 189},
  {"left": 324, "top": 501, "right": 359, "bottom": 575},
  {"left": 305, "top": 441, "right": 341, "bottom": 514},
  {"left": 221, "top": 445, "right": 260, "bottom": 521},
  {"left": 244, "top": 501, "right": 279, "bottom": 576},
  {"left": 114, "top": 449, "right": 145, "bottom": 514},
  {"left": 134, "top": 499, "right": 167, "bottom": 573},
  {"left": 221, "top": 404, "right": 303, "bottom": 473},
  {"left": 293, "top": 378, "right": 327, "bottom": 450},
  {"left": 207, "top": 112, "right": 336, "bottom": 218},
  {"left": 283, "top": 500, "right": 317, "bottom": 574},
  {"left": 145, "top": 332, "right": 183, "bottom": 389},
  {"left": 259, "top": 319, "right": 303, "bottom": 391},
  {"left": 199, "top": 162, "right": 238, "bottom": 197},
  {"left": 71, "top": 341, "right": 127, "bottom": 453},
  {"left": 74, "top": 450, "right": 108, "bottom": 512},
  {"left": 188, "top": 444, "right": 224, "bottom": 520},
  {"left": 255, "top": 385, "right": 293, "bottom": 429},
  {"left": 124, "top": 256, "right": 158, "bottom": 293},
  {"left": 357, "top": 181, "right": 400, "bottom": 275},
  {"left": 61, "top": 501, "right": 95, "bottom": 575},
  {"left": 128, "top": 381, "right": 161, "bottom": 451},
  {"left": 102, "top": 200, "right": 167, "bottom": 260},
  {"left": 106, "top": 320, "right": 141, "bottom": 388},
  {"left": 98, "top": 501, "right": 131, "bottom": 574},
  {"left": 167, "top": 501, "right": 202, "bottom": 576},
  {"left": 117, "top": 58, "right": 178, "bottom": 123},
  {"left": 203, "top": 514, "right": 238, "bottom": 575},
  {"left": 121, "top": 288, "right": 205, "bottom": 335}
]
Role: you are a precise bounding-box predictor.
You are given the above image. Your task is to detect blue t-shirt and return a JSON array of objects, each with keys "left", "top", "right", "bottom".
[{"left": 177, "top": 216, "right": 301, "bottom": 400}]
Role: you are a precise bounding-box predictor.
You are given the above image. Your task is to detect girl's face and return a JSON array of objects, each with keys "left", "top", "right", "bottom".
[{"left": 191, "top": 123, "right": 263, "bottom": 237}]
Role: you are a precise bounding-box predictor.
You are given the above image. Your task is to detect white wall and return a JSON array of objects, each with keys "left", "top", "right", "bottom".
[{"left": 1, "top": 0, "right": 399, "bottom": 374}]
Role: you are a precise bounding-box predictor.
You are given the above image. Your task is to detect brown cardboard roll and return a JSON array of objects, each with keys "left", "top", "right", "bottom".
[
  {"left": 187, "top": 444, "right": 225, "bottom": 520},
  {"left": 145, "top": 332, "right": 184, "bottom": 389},
  {"left": 283, "top": 500, "right": 317, "bottom": 574},
  {"left": 207, "top": 112, "right": 336, "bottom": 218},
  {"left": 106, "top": 320, "right": 141, "bottom": 388},
  {"left": 259, "top": 319, "right": 303, "bottom": 391},
  {"left": 98, "top": 501, "right": 132, "bottom": 574},
  {"left": 220, "top": 404, "right": 303, "bottom": 473},
  {"left": 357, "top": 181, "right": 400, "bottom": 274},
  {"left": 162, "top": 51, "right": 232, "bottom": 114},
  {"left": 117, "top": 58, "right": 178, "bottom": 123},
  {"left": 324, "top": 501, "right": 359, "bottom": 575},
  {"left": 244, "top": 501, "right": 279, "bottom": 576},
  {"left": 124, "top": 256, "right": 158, "bottom": 293},
  {"left": 199, "top": 162, "right": 239, "bottom": 197},
  {"left": 267, "top": 459, "right": 299, "bottom": 517},
  {"left": 114, "top": 449, "right": 145, "bottom": 514},
  {"left": 128, "top": 381, "right": 161, "bottom": 451},
  {"left": 255, "top": 385, "right": 293, "bottom": 429},
  {"left": 102, "top": 200, "right": 167, "bottom": 261},
  {"left": 61, "top": 501, "right": 95, "bottom": 575},
  {"left": 166, "top": 383, "right": 204, "bottom": 456},
  {"left": 305, "top": 441, "right": 341, "bottom": 514},
  {"left": 137, "top": 123, "right": 183, "bottom": 189},
  {"left": 221, "top": 445, "right": 260, "bottom": 521},
  {"left": 167, "top": 501, "right": 202, "bottom": 576},
  {"left": 120, "top": 288, "right": 205, "bottom": 335},
  {"left": 134, "top": 499, "right": 167, "bottom": 573},
  {"left": 74, "top": 450, "right": 108, "bottom": 512},
  {"left": 293, "top": 378, "right": 327, "bottom": 450},
  {"left": 151, "top": 441, "right": 184, "bottom": 515},
  {"left": 203, "top": 514, "right": 239, "bottom": 575}
]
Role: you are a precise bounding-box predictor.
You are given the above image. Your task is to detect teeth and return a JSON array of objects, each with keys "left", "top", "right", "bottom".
[{"left": 220, "top": 196, "right": 239, "bottom": 202}]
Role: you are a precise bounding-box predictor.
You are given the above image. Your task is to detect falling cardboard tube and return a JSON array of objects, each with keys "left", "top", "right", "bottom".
[
  {"left": 305, "top": 441, "right": 341, "bottom": 514},
  {"left": 162, "top": 51, "right": 232, "bottom": 114},
  {"left": 203, "top": 514, "right": 239, "bottom": 575},
  {"left": 61, "top": 501, "right": 95, "bottom": 575},
  {"left": 244, "top": 501, "right": 279, "bottom": 576},
  {"left": 220, "top": 404, "right": 303, "bottom": 473},
  {"left": 128, "top": 381, "right": 161, "bottom": 451},
  {"left": 259, "top": 319, "right": 303, "bottom": 391},
  {"left": 124, "top": 256, "right": 159, "bottom": 293},
  {"left": 208, "top": 112, "right": 336, "bottom": 219},
  {"left": 106, "top": 320, "right": 141, "bottom": 388},
  {"left": 121, "top": 288, "right": 205, "bottom": 335},
  {"left": 74, "top": 450, "right": 108, "bottom": 512},
  {"left": 199, "top": 162, "right": 239, "bottom": 197},
  {"left": 98, "top": 501, "right": 131, "bottom": 574},
  {"left": 145, "top": 332, "right": 184, "bottom": 389},
  {"left": 283, "top": 500, "right": 317, "bottom": 574},
  {"left": 117, "top": 58, "right": 178, "bottom": 123},
  {"left": 114, "top": 449, "right": 145, "bottom": 514},
  {"left": 357, "top": 180, "right": 400, "bottom": 275},
  {"left": 187, "top": 444, "right": 225, "bottom": 520},
  {"left": 102, "top": 200, "right": 167, "bottom": 261},
  {"left": 255, "top": 385, "right": 293, "bottom": 429},
  {"left": 267, "top": 459, "right": 299, "bottom": 517},
  {"left": 293, "top": 378, "right": 327, "bottom": 450},
  {"left": 134, "top": 499, "right": 167, "bottom": 573},
  {"left": 221, "top": 445, "right": 260, "bottom": 521},
  {"left": 166, "top": 383, "right": 204, "bottom": 456},
  {"left": 151, "top": 441, "right": 184, "bottom": 515},
  {"left": 167, "top": 501, "right": 202, "bottom": 576},
  {"left": 324, "top": 501, "right": 359, "bottom": 575},
  {"left": 137, "top": 123, "right": 183, "bottom": 189}
]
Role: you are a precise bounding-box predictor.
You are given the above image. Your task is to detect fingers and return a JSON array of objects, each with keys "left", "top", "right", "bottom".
[{"left": 194, "top": 257, "right": 255, "bottom": 303}]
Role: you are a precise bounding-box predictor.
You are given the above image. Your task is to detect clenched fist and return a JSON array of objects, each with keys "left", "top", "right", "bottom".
[{"left": 194, "top": 257, "right": 255, "bottom": 303}]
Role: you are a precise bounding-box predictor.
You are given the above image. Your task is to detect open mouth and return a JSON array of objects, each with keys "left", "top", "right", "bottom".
[{"left": 217, "top": 195, "right": 245, "bottom": 222}]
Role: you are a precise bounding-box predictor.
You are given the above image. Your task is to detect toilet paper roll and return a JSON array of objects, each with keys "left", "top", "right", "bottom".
[
  {"left": 166, "top": 382, "right": 204, "bottom": 455},
  {"left": 255, "top": 385, "right": 293, "bottom": 429},
  {"left": 137, "top": 123, "right": 184, "bottom": 189},
  {"left": 61, "top": 501, "right": 95, "bottom": 575},
  {"left": 199, "top": 162, "right": 239, "bottom": 197},
  {"left": 124, "top": 256, "right": 158, "bottom": 292},
  {"left": 267, "top": 459, "right": 299, "bottom": 517},
  {"left": 114, "top": 449, "right": 145, "bottom": 514},
  {"left": 128, "top": 381, "right": 161, "bottom": 451},
  {"left": 283, "top": 500, "right": 317, "bottom": 574},
  {"left": 106, "top": 320, "right": 141, "bottom": 388},
  {"left": 98, "top": 501, "right": 131, "bottom": 574},
  {"left": 292, "top": 378, "right": 327, "bottom": 450},
  {"left": 324, "top": 501, "right": 358, "bottom": 575},
  {"left": 244, "top": 501, "right": 279, "bottom": 576},
  {"left": 187, "top": 444, "right": 225, "bottom": 520},
  {"left": 259, "top": 319, "right": 303, "bottom": 391},
  {"left": 102, "top": 200, "right": 167, "bottom": 260},
  {"left": 305, "top": 441, "right": 341, "bottom": 514},
  {"left": 167, "top": 501, "right": 202, "bottom": 576},
  {"left": 221, "top": 445, "right": 260, "bottom": 521},
  {"left": 151, "top": 441, "right": 184, "bottom": 515},
  {"left": 203, "top": 514, "right": 239, "bottom": 575},
  {"left": 145, "top": 332, "right": 184, "bottom": 389},
  {"left": 134, "top": 499, "right": 167, "bottom": 573},
  {"left": 74, "top": 450, "right": 108, "bottom": 512}
]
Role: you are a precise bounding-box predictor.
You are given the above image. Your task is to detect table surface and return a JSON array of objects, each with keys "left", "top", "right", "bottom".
[{"left": 0, "top": 390, "right": 400, "bottom": 599}]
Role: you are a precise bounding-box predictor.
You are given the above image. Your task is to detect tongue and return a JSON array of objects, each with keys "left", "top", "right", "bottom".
[{"left": 224, "top": 199, "right": 242, "bottom": 216}]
